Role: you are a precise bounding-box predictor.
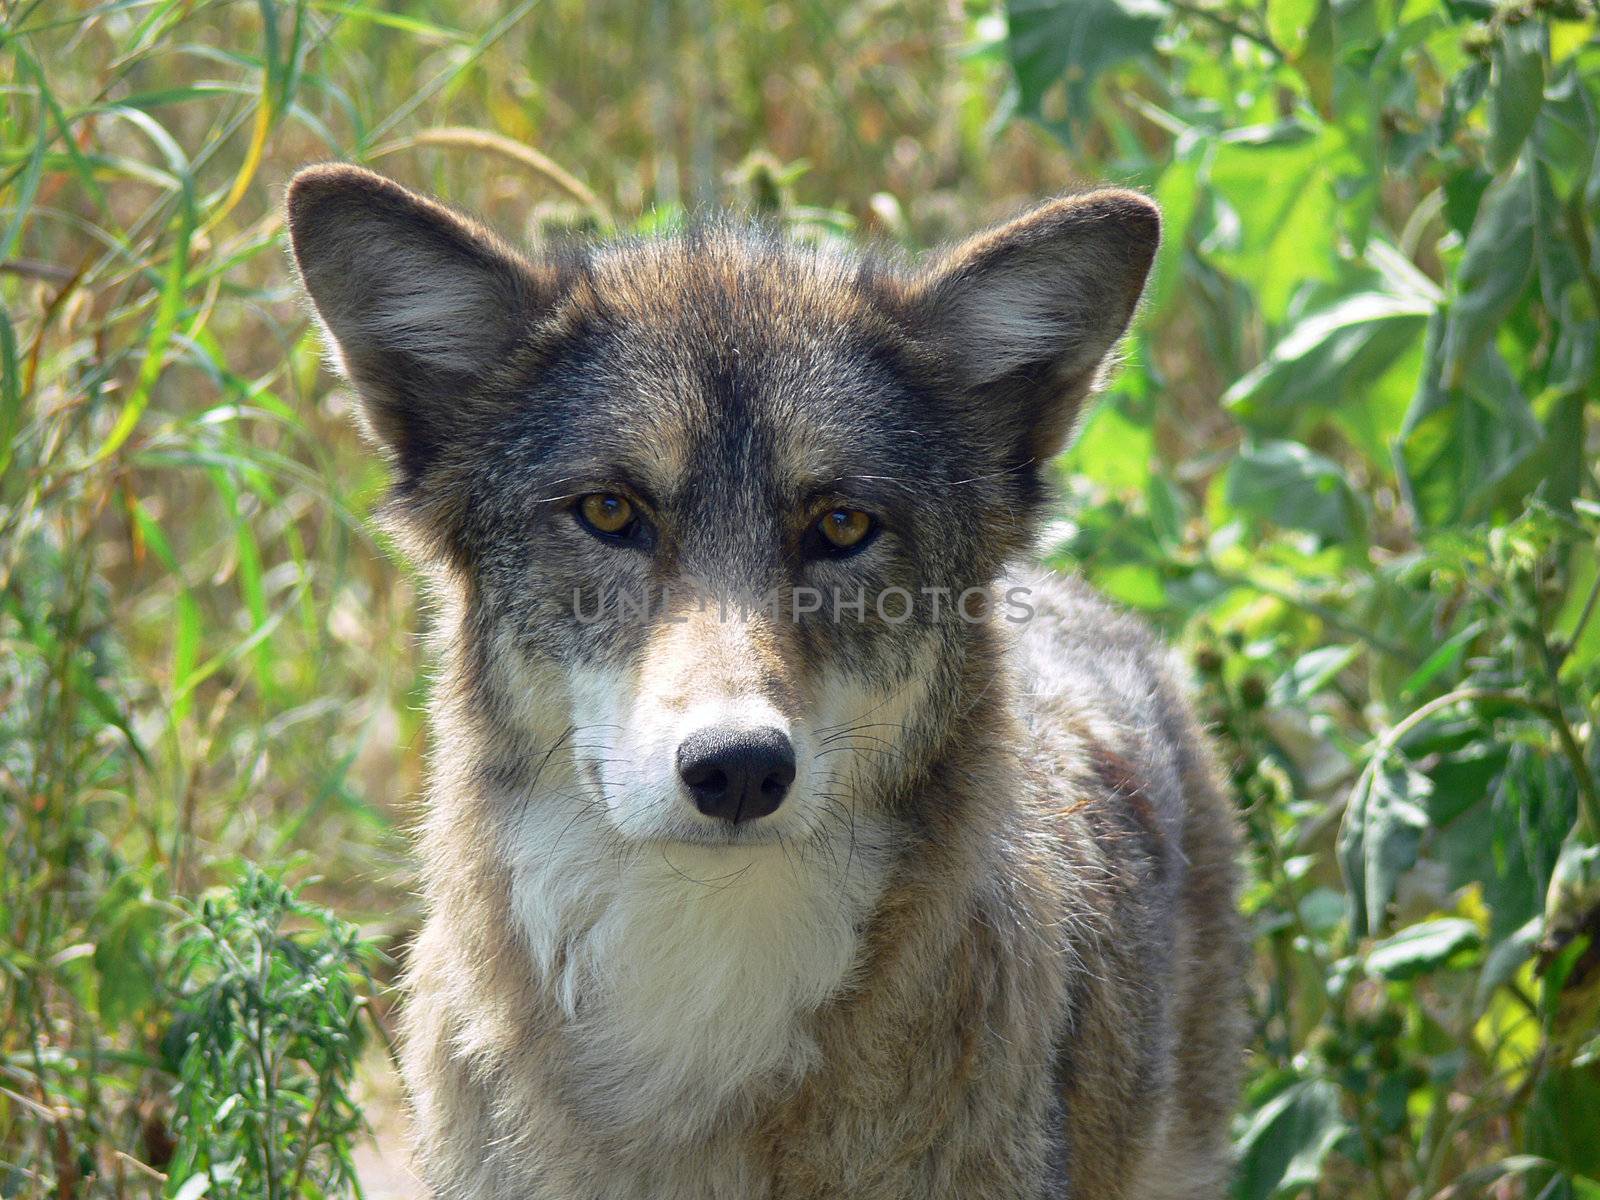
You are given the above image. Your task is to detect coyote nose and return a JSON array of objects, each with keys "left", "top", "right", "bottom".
[{"left": 676, "top": 727, "right": 796, "bottom": 823}]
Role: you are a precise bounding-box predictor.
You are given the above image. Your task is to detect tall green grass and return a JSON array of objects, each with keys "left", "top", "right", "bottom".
[{"left": 0, "top": 2, "right": 1052, "bottom": 1192}]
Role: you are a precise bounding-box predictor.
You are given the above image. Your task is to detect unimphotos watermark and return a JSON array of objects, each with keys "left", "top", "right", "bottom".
[{"left": 571, "top": 581, "right": 1036, "bottom": 626}]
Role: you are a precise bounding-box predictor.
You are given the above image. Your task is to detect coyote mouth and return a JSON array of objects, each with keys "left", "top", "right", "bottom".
[{"left": 653, "top": 823, "right": 786, "bottom": 849}]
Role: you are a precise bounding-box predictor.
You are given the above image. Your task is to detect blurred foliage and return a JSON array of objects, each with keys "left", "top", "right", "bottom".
[
  {"left": 1008, "top": 0, "right": 1600, "bottom": 1194},
  {"left": 0, "top": 0, "right": 1597, "bottom": 1196}
]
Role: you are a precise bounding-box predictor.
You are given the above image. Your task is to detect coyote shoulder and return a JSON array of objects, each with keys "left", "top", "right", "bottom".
[{"left": 288, "top": 164, "right": 1247, "bottom": 1200}]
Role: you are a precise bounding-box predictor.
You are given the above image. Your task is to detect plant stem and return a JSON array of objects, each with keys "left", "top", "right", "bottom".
[
  {"left": 1213, "top": 570, "right": 1422, "bottom": 664},
  {"left": 1529, "top": 609, "right": 1600, "bottom": 840},
  {"left": 1559, "top": 557, "right": 1600, "bottom": 665},
  {"left": 284, "top": 1074, "right": 330, "bottom": 1197},
  {"left": 1371, "top": 687, "right": 1547, "bottom": 759},
  {"left": 1164, "top": 0, "right": 1285, "bottom": 58}
]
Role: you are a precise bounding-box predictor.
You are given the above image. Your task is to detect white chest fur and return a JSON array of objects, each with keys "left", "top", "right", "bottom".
[{"left": 506, "top": 787, "right": 891, "bottom": 1143}]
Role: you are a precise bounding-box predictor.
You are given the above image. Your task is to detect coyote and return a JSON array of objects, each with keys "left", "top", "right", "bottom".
[{"left": 288, "top": 165, "right": 1246, "bottom": 1200}]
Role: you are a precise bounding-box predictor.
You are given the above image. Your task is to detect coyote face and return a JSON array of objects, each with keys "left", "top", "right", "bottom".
[
  {"left": 473, "top": 243, "right": 961, "bottom": 854},
  {"left": 288, "top": 169, "right": 1152, "bottom": 854},
  {"left": 288, "top": 166, "right": 1244, "bottom": 1200}
]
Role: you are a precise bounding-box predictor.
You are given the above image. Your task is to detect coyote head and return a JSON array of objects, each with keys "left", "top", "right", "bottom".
[{"left": 287, "top": 166, "right": 1156, "bottom": 855}]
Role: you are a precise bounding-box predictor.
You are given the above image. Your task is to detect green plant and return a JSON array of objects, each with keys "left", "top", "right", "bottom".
[
  {"left": 1003, "top": 0, "right": 1600, "bottom": 1194},
  {"left": 163, "top": 869, "right": 375, "bottom": 1200}
]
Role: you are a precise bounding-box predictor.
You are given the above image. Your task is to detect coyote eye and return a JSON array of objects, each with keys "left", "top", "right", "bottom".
[
  {"left": 576, "top": 493, "right": 637, "bottom": 539},
  {"left": 809, "top": 508, "right": 875, "bottom": 558}
]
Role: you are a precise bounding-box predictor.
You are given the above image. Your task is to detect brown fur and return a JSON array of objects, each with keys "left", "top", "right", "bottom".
[{"left": 286, "top": 165, "right": 1247, "bottom": 1199}]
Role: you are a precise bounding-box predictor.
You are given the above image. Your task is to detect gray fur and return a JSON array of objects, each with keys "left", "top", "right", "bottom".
[{"left": 286, "top": 165, "right": 1246, "bottom": 1199}]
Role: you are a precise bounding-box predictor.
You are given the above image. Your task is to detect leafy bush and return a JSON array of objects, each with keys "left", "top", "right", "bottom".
[
  {"left": 165, "top": 870, "right": 374, "bottom": 1200},
  {"left": 1002, "top": 0, "right": 1600, "bottom": 1194},
  {"left": 1, "top": 0, "right": 1596, "bottom": 1196}
]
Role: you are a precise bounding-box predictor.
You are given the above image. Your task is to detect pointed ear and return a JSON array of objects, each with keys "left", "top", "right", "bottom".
[
  {"left": 286, "top": 165, "right": 557, "bottom": 480},
  {"left": 918, "top": 190, "right": 1160, "bottom": 462}
]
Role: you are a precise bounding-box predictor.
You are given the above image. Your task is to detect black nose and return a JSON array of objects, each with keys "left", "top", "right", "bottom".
[{"left": 676, "top": 727, "right": 796, "bottom": 823}]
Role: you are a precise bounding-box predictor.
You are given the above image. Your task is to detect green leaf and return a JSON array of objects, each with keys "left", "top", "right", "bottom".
[
  {"left": 1442, "top": 158, "right": 1538, "bottom": 377},
  {"left": 1268, "top": 0, "right": 1319, "bottom": 58},
  {"left": 1065, "top": 393, "right": 1154, "bottom": 495},
  {"left": 1224, "top": 290, "right": 1432, "bottom": 442},
  {"left": 1233, "top": 1078, "right": 1350, "bottom": 1200},
  {"left": 305, "top": 1, "right": 473, "bottom": 42},
  {"left": 1093, "top": 561, "right": 1167, "bottom": 609},
  {"left": 1225, "top": 440, "right": 1364, "bottom": 543},
  {"left": 1146, "top": 139, "right": 1205, "bottom": 320},
  {"left": 1443, "top": 164, "right": 1493, "bottom": 236},
  {"left": 1534, "top": 65, "right": 1598, "bottom": 197},
  {"left": 1006, "top": 0, "right": 1167, "bottom": 136},
  {"left": 1489, "top": 19, "right": 1547, "bottom": 170},
  {"left": 0, "top": 60, "right": 49, "bottom": 265},
  {"left": 1146, "top": 473, "right": 1189, "bottom": 551},
  {"left": 1207, "top": 125, "right": 1351, "bottom": 321},
  {"left": 1399, "top": 619, "right": 1486, "bottom": 701},
  {"left": 1272, "top": 644, "right": 1359, "bottom": 706},
  {"left": 1339, "top": 761, "right": 1432, "bottom": 934},
  {"left": 1475, "top": 916, "right": 1542, "bottom": 1012},
  {"left": 84, "top": 181, "right": 196, "bottom": 466},
  {"left": 1366, "top": 917, "right": 1482, "bottom": 979},
  {"left": 93, "top": 876, "right": 166, "bottom": 1025},
  {"left": 1434, "top": 743, "right": 1569, "bottom": 945},
  {"left": 0, "top": 304, "right": 20, "bottom": 484},
  {"left": 1530, "top": 1068, "right": 1600, "bottom": 1179},
  {"left": 1401, "top": 325, "right": 1541, "bottom": 527}
]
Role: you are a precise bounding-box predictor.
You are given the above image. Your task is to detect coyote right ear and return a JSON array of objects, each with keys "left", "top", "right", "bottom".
[
  {"left": 917, "top": 191, "right": 1159, "bottom": 464},
  {"left": 286, "top": 165, "right": 560, "bottom": 482}
]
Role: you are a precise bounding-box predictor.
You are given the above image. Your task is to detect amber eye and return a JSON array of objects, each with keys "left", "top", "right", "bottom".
[
  {"left": 816, "top": 508, "right": 874, "bottom": 553},
  {"left": 577, "top": 493, "right": 636, "bottom": 537}
]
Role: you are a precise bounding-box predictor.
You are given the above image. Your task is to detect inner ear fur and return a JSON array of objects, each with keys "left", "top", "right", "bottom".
[
  {"left": 917, "top": 190, "right": 1160, "bottom": 463},
  {"left": 285, "top": 164, "right": 560, "bottom": 482}
]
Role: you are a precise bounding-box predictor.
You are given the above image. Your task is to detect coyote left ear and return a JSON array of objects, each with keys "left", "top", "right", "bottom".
[
  {"left": 919, "top": 191, "right": 1159, "bottom": 462},
  {"left": 286, "top": 165, "right": 561, "bottom": 485}
]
